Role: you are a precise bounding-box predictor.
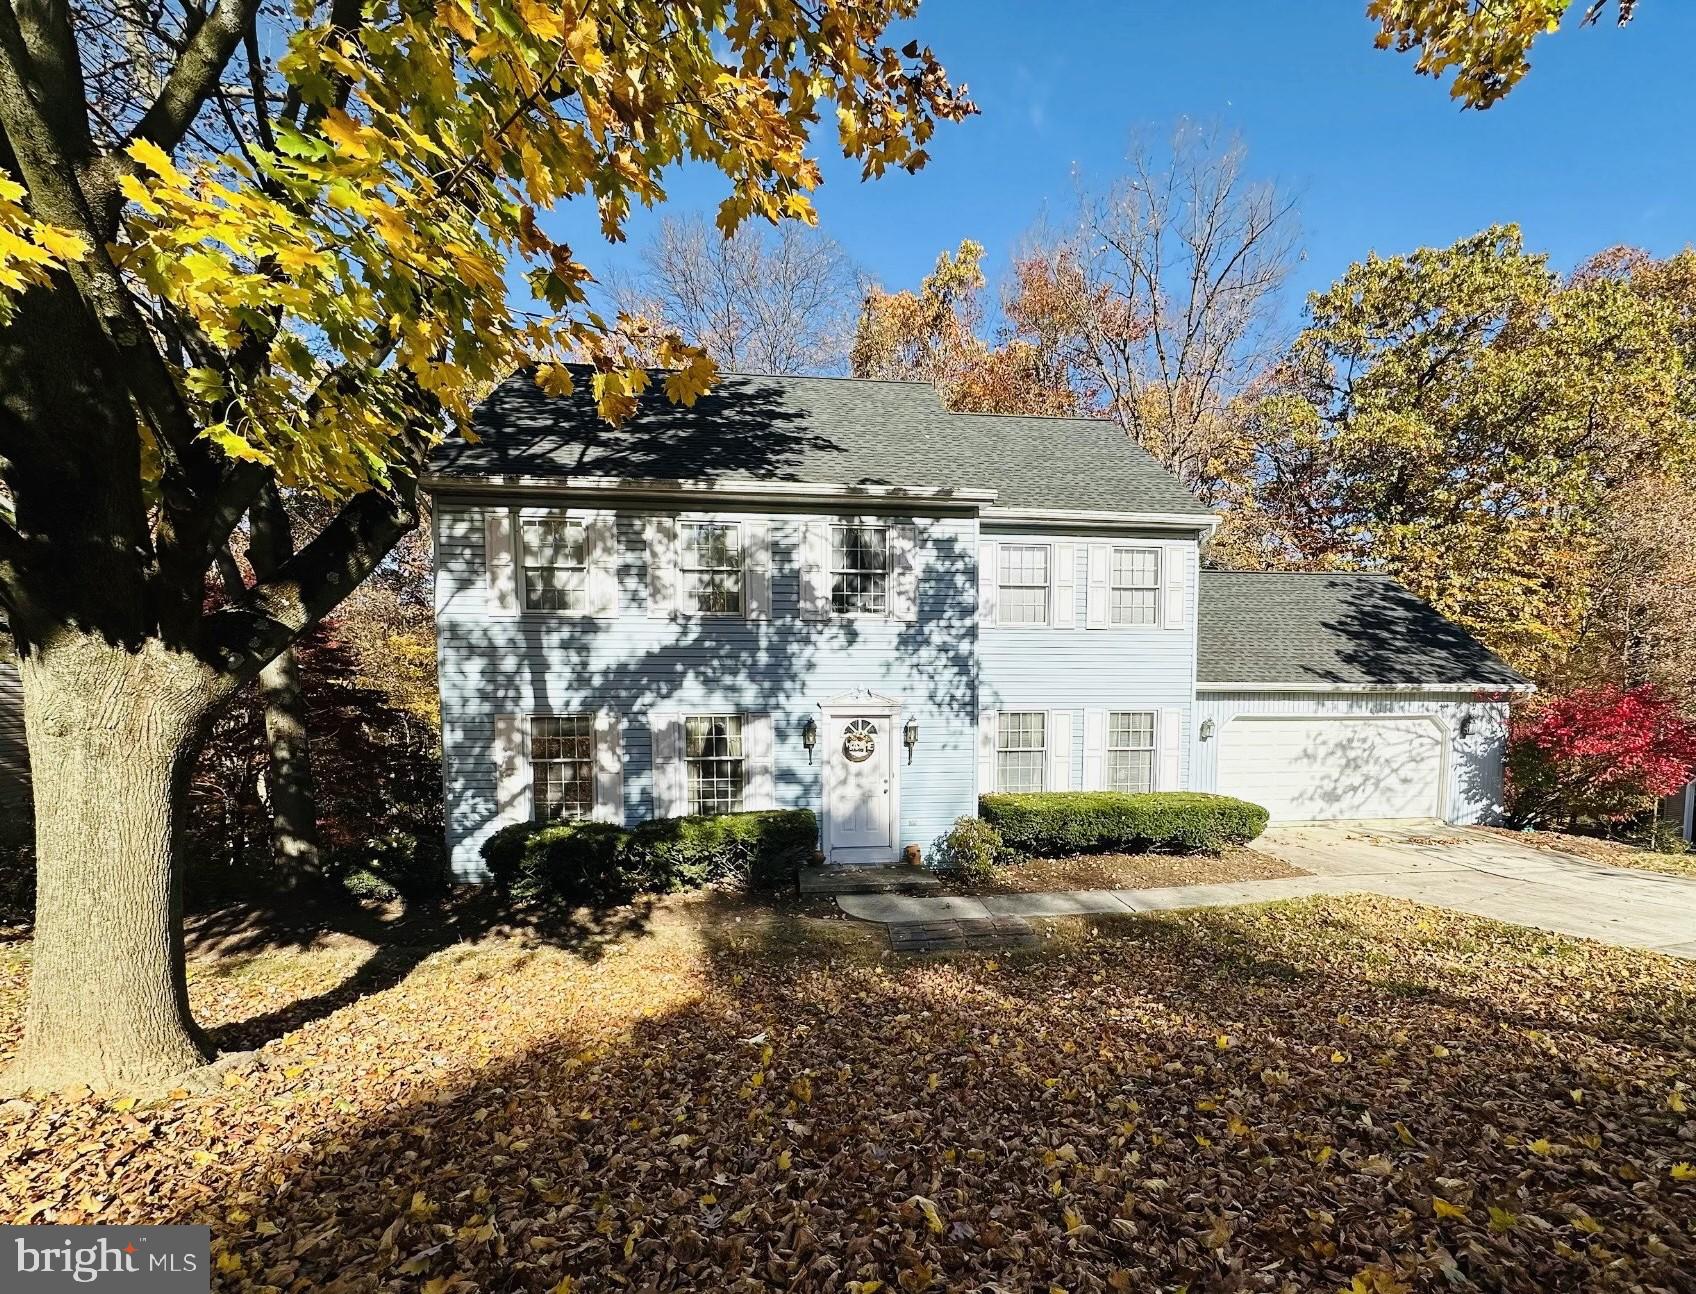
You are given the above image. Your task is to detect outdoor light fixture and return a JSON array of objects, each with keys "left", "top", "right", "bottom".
[
  {"left": 1199, "top": 718, "right": 1215, "bottom": 741},
  {"left": 904, "top": 718, "right": 920, "bottom": 763},
  {"left": 1458, "top": 713, "right": 1476, "bottom": 739},
  {"left": 802, "top": 717, "right": 818, "bottom": 763}
]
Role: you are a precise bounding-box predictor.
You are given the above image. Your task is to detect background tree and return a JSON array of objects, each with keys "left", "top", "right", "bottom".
[
  {"left": 0, "top": 0, "right": 971, "bottom": 1089},
  {"left": 1238, "top": 227, "right": 1696, "bottom": 682},
  {"left": 611, "top": 213, "right": 864, "bottom": 375},
  {"left": 1368, "top": 0, "right": 1639, "bottom": 107}
]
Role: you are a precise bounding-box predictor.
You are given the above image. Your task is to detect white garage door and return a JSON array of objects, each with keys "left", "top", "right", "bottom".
[{"left": 1218, "top": 716, "right": 1445, "bottom": 822}]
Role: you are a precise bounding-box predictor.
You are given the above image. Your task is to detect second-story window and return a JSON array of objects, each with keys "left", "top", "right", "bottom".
[
  {"left": 1110, "top": 547, "right": 1161, "bottom": 626},
  {"left": 680, "top": 521, "right": 743, "bottom": 615},
  {"left": 998, "top": 544, "right": 1051, "bottom": 626},
  {"left": 520, "top": 514, "right": 588, "bottom": 612},
  {"left": 830, "top": 524, "right": 888, "bottom": 615}
]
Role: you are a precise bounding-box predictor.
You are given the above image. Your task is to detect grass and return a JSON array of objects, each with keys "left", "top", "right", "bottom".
[{"left": 1, "top": 892, "right": 1693, "bottom": 1292}]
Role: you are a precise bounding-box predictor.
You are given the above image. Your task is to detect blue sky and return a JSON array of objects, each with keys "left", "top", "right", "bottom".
[{"left": 546, "top": 2, "right": 1696, "bottom": 329}]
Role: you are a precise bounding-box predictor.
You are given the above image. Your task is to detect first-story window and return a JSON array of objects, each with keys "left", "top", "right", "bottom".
[
  {"left": 532, "top": 714, "right": 594, "bottom": 820},
  {"left": 521, "top": 514, "right": 588, "bottom": 612},
  {"left": 685, "top": 714, "right": 745, "bottom": 815},
  {"left": 830, "top": 524, "right": 888, "bottom": 614},
  {"left": 998, "top": 544, "right": 1051, "bottom": 626},
  {"left": 1106, "top": 710, "right": 1155, "bottom": 793},
  {"left": 996, "top": 711, "right": 1047, "bottom": 793},
  {"left": 680, "top": 521, "right": 743, "bottom": 614},
  {"left": 1109, "top": 546, "right": 1161, "bottom": 626}
]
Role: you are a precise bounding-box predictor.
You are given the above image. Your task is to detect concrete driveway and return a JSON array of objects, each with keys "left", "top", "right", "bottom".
[{"left": 1255, "top": 822, "right": 1696, "bottom": 958}]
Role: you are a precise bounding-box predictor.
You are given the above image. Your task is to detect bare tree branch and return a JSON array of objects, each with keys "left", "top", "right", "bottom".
[{"left": 128, "top": 0, "right": 258, "bottom": 152}]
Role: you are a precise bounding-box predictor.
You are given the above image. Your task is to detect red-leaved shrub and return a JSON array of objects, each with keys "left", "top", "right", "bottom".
[{"left": 1506, "top": 684, "right": 1696, "bottom": 827}]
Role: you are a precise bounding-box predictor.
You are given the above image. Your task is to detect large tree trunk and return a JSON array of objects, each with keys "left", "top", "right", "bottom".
[{"left": 8, "top": 635, "right": 219, "bottom": 1090}]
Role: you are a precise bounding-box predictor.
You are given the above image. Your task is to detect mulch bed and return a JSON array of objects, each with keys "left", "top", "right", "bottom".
[{"left": 941, "top": 845, "right": 1304, "bottom": 895}]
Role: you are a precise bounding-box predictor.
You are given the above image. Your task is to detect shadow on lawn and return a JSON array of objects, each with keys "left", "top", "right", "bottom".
[
  {"left": 181, "top": 899, "right": 1696, "bottom": 1294},
  {"left": 194, "top": 887, "right": 659, "bottom": 1052}
]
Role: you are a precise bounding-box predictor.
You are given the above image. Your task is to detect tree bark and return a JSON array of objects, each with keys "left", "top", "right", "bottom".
[
  {"left": 8, "top": 635, "right": 218, "bottom": 1090},
  {"left": 248, "top": 485, "right": 325, "bottom": 886}
]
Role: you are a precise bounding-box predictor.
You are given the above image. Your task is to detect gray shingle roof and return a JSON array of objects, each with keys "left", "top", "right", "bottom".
[
  {"left": 428, "top": 368, "right": 1212, "bottom": 516},
  {"left": 1197, "top": 571, "right": 1531, "bottom": 689}
]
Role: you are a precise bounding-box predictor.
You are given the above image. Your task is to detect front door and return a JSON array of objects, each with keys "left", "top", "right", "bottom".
[{"left": 825, "top": 713, "right": 895, "bottom": 861}]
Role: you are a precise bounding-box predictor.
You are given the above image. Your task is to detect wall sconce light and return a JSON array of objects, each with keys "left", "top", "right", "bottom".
[
  {"left": 1458, "top": 713, "right": 1475, "bottom": 739},
  {"left": 904, "top": 717, "right": 920, "bottom": 763},
  {"left": 1199, "top": 718, "right": 1215, "bottom": 741},
  {"left": 802, "top": 717, "right": 818, "bottom": 763}
]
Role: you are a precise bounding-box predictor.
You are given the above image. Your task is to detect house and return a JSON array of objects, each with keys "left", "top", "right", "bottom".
[
  {"left": 425, "top": 370, "right": 1531, "bottom": 878},
  {"left": 1661, "top": 783, "right": 1695, "bottom": 846}
]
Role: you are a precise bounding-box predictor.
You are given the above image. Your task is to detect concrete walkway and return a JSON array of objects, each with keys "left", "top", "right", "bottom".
[{"left": 837, "top": 823, "right": 1696, "bottom": 959}]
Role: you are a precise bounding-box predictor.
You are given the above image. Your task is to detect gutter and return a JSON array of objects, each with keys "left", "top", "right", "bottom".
[
  {"left": 420, "top": 473, "right": 999, "bottom": 509},
  {"left": 1196, "top": 681, "right": 1536, "bottom": 695},
  {"left": 979, "top": 505, "right": 1221, "bottom": 534}
]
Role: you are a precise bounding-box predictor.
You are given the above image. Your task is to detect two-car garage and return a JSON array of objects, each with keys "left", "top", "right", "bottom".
[{"left": 1193, "top": 572, "right": 1533, "bottom": 826}]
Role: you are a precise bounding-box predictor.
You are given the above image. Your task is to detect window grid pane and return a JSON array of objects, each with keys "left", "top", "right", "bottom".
[
  {"left": 532, "top": 715, "right": 594, "bottom": 821},
  {"left": 1106, "top": 710, "right": 1155, "bottom": 794},
  {"left": 521, "top": 516, "right": 588, "bottom": 612},
  {"left": 681, "top": 522, "right": 744, "bottom": 615},
  {"left": 997, "top": 712, "right": 1047, "bottom": 793},
  {"left": 830, "top": 525, "right": 888, "bottom": 614},
  {"left": 998, "top": 545, "right": 1050, "bottom": 626},
  {"left": 685, "top": 714, "right": 745, "bottom": 815},
  {"left": 1109, "top": 547, "right": 1160, "bottom": 626}
]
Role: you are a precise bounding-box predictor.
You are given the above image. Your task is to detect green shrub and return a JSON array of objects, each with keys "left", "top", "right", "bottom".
[
  {"left": 931, "top": 816, "right": 1005, "bottom": 884},
  {"left": 329, "top": 830, "right": 452, "bottom": 901},
  {"left": 979, "top": 792, "right": 1268, "bottom": 857},
  {"left": 479, "top": 809, "right": 817, "bottom": 906}
]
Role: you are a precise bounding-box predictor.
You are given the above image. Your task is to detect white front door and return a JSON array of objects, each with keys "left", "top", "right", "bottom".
[{"left": 825, "top": 713, "right": 896, "bottom": 861}]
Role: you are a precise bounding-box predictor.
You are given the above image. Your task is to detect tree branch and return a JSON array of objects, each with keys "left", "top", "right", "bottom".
[{"left": 128, "top": 0, "right": 259, "bottom": 152}]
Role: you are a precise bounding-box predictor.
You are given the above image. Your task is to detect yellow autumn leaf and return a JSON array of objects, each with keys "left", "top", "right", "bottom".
[
  {"left": 1527, "top": 1138, "right": 1554, "bottom": 1156},
  {"left": 1571, "top": 1213, "right": 1603, "bottom": 1235},
  {"left": 1432, "top": 1197, "right": 1467, "bottom": 1220},
  {"left": 1671, "top": 1161, "right": 1696, "bottom": 1180},
  {"left": 127, "top": 135, "right": 186, "bottom": 185},
  {"left": 776, "top": 1149, "right": 792, "bottom": 1171},
  {"left": 1488, "top": 1206, "right": 1517, "bottom": 1232},
  {"left": 32, "top": 225, "right": 87, "bottom": 260},
  {"left": 1668, "top": 1089, "right": 1687, "bottom": 1114}
]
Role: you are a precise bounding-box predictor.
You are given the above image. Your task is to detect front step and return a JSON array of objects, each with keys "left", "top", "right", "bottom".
[
  {"left": 797, "top": 864, "right": 943, "bottom": 896},
  {"left": 888, "top": 915, "right": 1037, "bottom": 953}
]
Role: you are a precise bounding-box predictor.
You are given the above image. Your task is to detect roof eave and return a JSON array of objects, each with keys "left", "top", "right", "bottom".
[
  {"left": 420, "top": 472, "right": 999, "bottom": 509},
  {"left": 980, "top": 505, "right": 1220, "bottom": 534}
]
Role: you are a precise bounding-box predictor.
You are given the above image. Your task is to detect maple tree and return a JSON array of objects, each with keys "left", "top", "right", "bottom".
[
  {"left": 1507, "top": 684, "right": 1696, "bottom": 827},
  {"left": 1368, "top": 0, "right": 1639, "bottom": 107},
  {"left": 0, "top": 0, "right": 971, "bottom": 1088}
]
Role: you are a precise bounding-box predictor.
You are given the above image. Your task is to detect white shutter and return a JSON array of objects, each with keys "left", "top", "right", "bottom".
[
  {"left": 1157, "top": 708, "right": 1182, "bottom": 791},
  {"left": 650, "top": 713, "right": 684, "bottom": 818},
  {"left": 586, "top": 513, "right": 619, "bottom": 618},
  {"left": 592, "top": 708, "right": 624, "bottom": 825},
  {"left": 978, "top": 541, "right": 999, "bottom": 627},
  {"left": 978, "top": 709, "right": 998, "bottom": 796},
  {"left": 743, "top": 712, "right": 775, "bottom": 809},
  {"left": 1047, "top": 710, "right": 1072, "bottom": 792},
  {"left": 1082, "top": 708, "right": 1106, "bottom": 791},
  {"left": 646, "top": 516, "right": 678, "bottom": 619},
  {"left": 890, "top": 523, "right": 919, "bottom": 621},
  {"left": 492, "top": 713, "right": 530, "bottom": 825},
  {"left": 1052, "top": 542, "right": 1076, "bottom": 629},
  {"left": 799, "top": 522, "right": 829, "bottom": 621},
  {"left": 1162, "top": 543, "right": 1187, "bottom": 631},
  {"left": 744, "top": 521, "right": 771, "bottom": 620},
  {"left": 1085, "top": 543, "right": 1110, "bottom": 629},
  {"left": 485, "top": 509, "right": 520, "bottom": 618}
]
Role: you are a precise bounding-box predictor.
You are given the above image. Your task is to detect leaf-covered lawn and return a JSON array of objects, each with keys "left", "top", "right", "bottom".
[
  {"left": 2, "top": 894, "right": 1694, "bottom": 1293},
  {"left": 940, "top": 845, "right": 1303, "bottom": 895}
]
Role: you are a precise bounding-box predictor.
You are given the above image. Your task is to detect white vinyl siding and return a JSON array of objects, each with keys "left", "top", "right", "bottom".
[
  {"left": 1106, "top": 710, "right": 1155, "bottom": 793},
  {"left": 830, "top": 524, "right": 889, "bottom": 615},
  {"left": 996, "top": 711, "right": 1047, "bottom": 793},
  {"left": 679, "top": 521, "right": 744, "bottom": 615},
  {"left": 1109, "top": 546, "right": 1160, "bottom": 627},
  {"left": 997, "top": 544, "right": 1050, "bottom": 626}
]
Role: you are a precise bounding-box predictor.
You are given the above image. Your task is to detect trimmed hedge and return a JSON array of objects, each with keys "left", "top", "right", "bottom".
[
  {"left": 979, "top": 791, "right": 1268, "bottom": 857},
  {"left": 482, "top": 809, "right": 817, "bottom": 905}
]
